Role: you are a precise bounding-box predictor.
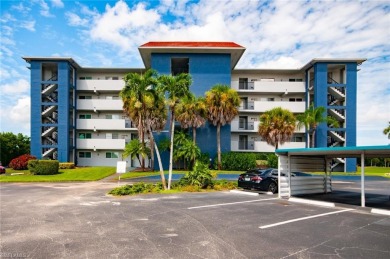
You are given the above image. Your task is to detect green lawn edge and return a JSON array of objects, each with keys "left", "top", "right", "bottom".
[{"left": 0, "top": 167, "right": 116, "bottom": 182}]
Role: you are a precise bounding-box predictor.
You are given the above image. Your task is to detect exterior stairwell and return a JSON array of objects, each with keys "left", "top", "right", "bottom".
[
  {"left": 42, "top": 105, "right": 57, "bottom": 117},
  {"left": 42, "top": 148, "right": 56, "bottom": 158},
  {"left": 328, "top": 87, "right": 345, "bottom": 99},
  {"left": 329, "top": 108, "right": 345, "bottom": 121},
  {"left": 329, "top": 130, "right": 345, "bottom": 142},
  {"left": 42, "top": 127, "right": 56, "bottom": 137}
]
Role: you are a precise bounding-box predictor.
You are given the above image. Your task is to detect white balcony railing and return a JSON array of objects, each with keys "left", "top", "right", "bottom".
[
  {"left": 77, "top": 119, "right": 136, "bottom": 131},
  {"left": 77, "top": 80, "right": 124, "bottom": 92},
  {"left": 231, "top": 140, "right": 305, "bottom": 152},
  {"left": 77, "top": 138, "right": 126, "bottom": 150},
  {"left": 231, "top": 81, "right": 305, "bottom": 93},
  {"left": 239, "top": 101, "right": 306, "bottom": 113},
  {"left": 77, "top": 99, "right": 123, "bottom": 111}
]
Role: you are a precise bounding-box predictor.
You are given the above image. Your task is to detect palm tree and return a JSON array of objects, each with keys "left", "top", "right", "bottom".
[
  {"left": 176, "top": 94, "right": 207, "bottom": 144},
  {"left": 296, "top": 104, "right": 339, "bottom": 148},
  {"left": 122, "top": 139, "right": 150, "bottom": 166},
  {"left": 120, "top": 69, "right": 158, "bottom": 170},
  {"left": 258, "top": 107, "right": 296, "bottom": 150},
  {"left": 383, "top": 122, "right": 390, "bottom": 138},
  {"left": 158, "top": 73, "right": 192, "bottom": 189},
  {"left": 121, "top": 69, "right": 168, "bottom": 189},
  {"left": 205, "top": 84, "right": 240, "bottom": 170}
]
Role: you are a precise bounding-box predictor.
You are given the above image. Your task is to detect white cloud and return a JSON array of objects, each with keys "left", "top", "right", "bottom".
[
  {"left": 39, "top": 0, "right": 53, "bottom": 17},
  {"left": 51, "top": 0, "right": 64, "bottom": 8},
  {"left": 11, "top": 2, "right": 31, "bottom": 13},
  {"left": 1, "top": 79, "right": 30, "bottom": 94},
  {"left": 0, "top": 96, "right": 31, "bottom": 135},
  {"left": 66, "top": 12, "right": 88, "bottom": 27},
  {"left": 9, "top": 96, "right": 31, "bottom": 124},
  {"left": 20, "top": 20, "right": 36, "bottom": 31},
  {"left": 89, "top": 1, "right": 160, "bottom": 52}
]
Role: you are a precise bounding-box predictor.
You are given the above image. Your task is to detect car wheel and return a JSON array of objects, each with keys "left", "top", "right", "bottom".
[{"left": 268, "top": 182, "right": 277, "bottom": 194}]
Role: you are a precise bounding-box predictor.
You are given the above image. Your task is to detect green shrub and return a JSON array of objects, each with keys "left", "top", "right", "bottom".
[
  {"left": 267, "top": 154, "right": 278, "bottom": 168},
  {"left": 179, "top": 161, "right": 215, "bottom": 188},
  {"left": 211, "top": 180, "right": 238, "bottom": 191},
  {"left": 108, "top": 182, "right": 163, "bottom": 196},
  {"left": 220, "top": 152, "right": 274, "bottom": 170},
  {"left": 30, "top": 160, "right": 59, "bottom": 175},
  {"left": 59, "top": 162, "right": 75, "bottom": 169},
  {"left": 27, "top": 160, "right": 39, "bottom": 174}
]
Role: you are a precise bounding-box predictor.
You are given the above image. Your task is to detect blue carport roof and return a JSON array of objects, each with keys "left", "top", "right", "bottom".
[{"left": 276, "top": 145, "right": 390, "bottom": 158}]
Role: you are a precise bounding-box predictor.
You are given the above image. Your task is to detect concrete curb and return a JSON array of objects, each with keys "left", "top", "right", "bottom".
[
  {"left": 371, "top": 208, "right": 390, "bottom": 216},
  {"left": 230, "top": 190, "right": 259, "bottom": 196},
  {"left": 288, "top": 197, "right": 336, "bottom": 208}
]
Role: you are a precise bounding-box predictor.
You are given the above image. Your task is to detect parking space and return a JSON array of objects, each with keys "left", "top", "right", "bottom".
[{"left": 1, "top": 183, "right": 389, "bottom": 258}]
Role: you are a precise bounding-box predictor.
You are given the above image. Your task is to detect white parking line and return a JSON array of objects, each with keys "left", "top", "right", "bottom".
[
  {"left": 259, "top": 208, "right": 355, "bottom": 229},
  {"left": 188, "top": 198, "right": 279, "bottom": 210}
]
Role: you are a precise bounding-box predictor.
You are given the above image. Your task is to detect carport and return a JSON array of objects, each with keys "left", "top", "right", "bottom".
[{"left": 275, "top": 145, "right": 390, "bottom": 207}]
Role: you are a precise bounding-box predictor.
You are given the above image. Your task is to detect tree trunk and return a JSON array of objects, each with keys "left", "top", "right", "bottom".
[
  {"left": 139, "top": 116, "right": 145, "bottom": 171},
  {"left": 193, "top": 127, "right": 196, "bottom": 145},
  {"left": 168, "top": 111, "right": 175, "bottom": 190},
  {"left": 311, "top": 126, "right": 317, "bottom": 148},
  {"left": 154, "top": 140, "right": 167, "bottom": 190},
  {"left": 149, "top": 132, "right": 155, "bottom": 172},
  {"left": 217, "top": 123, "right": 221, "bottom": 170}
]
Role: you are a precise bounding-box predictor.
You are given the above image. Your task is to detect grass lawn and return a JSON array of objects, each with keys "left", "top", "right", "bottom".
[
  {"left": 311, "top": 167, "right": 390, "bottom": 178},
  {"left": 117, "top": 169, "right": 245, "bottom": 180},
  {"left": 0, "top": 167, "right": 116, "bottom": 182}
]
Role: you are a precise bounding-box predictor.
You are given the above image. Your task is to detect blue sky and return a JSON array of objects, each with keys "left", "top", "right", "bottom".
[{"left": 1, "top": 0, "right": 389, "bottom": 146}]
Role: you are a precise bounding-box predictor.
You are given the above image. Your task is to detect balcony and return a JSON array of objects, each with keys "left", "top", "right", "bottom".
[
  {"left": 77, "top": 80, "right": 124, "bottom": 92},
  {"left": 232, "top": 81, "right": 305, "bottom": 93},
  {"left": 231, "top": 140, "right": 305, "bottom": 152},
  {"left": 77, "top": 119, "right": 136, "bottom": 131},
  {"left": 77, "top": 138, "right": 126, "bottom": 150},
  {"left": 239, "top": 101, "right": 305, "bottom": 113},
  {"left": 231, "top": 120, "right": 258, "bottom": 132},
  {"left": 77, "top": 99, "right": 123, "bottom": 111}
]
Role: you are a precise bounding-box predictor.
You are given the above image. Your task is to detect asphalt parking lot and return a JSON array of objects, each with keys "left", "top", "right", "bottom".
[{"left": 1, "top": 182, "right": 389, "bottom": 259}]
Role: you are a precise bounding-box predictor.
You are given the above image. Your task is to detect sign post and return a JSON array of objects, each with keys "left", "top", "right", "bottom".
[{"left": 116, "top": 161, "right": 127, "bottom": 184}]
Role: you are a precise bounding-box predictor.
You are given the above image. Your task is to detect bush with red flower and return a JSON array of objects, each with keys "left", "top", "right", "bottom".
[{"left": 9, "top": 154, "right": 36, "bottom": 170}]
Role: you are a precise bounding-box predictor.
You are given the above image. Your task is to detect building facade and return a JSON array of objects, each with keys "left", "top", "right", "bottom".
[{"left": 24, "top": 42, "right": 365, "bottom": 172}]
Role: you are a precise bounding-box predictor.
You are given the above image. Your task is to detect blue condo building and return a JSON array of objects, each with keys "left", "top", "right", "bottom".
[{"left": 23, "top": 42, "right": 365, "bottom": 172}]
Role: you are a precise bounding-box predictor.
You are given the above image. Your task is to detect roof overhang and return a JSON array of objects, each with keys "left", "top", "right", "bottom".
[
  {"left": 301, "top": 58, "right": 367, "bottom": 71},
  {"left": 22, "top": 57, "right": 82, "bottom": 69},
  {"left": 276, "top": 145, "right": 390, "bottom": 158},
  {"left": 138, "top": 41, "right": 246, "bottom": 70}
]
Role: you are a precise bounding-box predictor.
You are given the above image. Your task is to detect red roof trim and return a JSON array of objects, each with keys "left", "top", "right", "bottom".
[{"left": 140, "top": 41, "right": 244, "bottom": 48}]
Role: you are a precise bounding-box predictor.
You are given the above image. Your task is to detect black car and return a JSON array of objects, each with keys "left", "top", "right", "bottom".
[{"left": 238, "top": 168, "right": 281, "bottom": 193}]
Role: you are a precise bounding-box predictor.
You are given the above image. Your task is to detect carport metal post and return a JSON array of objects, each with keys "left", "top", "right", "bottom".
[
  {"left": 361, "top": 152, "right": 365, "bottom": 207},
  {"left": 277, "top": 154, "right": 281, "bottom": 199}
]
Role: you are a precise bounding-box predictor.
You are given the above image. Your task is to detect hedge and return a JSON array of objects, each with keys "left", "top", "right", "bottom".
[
  {"left": 220, "top": 152, "right": 275, "bottom": 171},
  {"left": 59, "top": 162, "right": 75, "bottom": 169},
  {"left": 28, "top": 160, "right": 59, "bottom": 175}
]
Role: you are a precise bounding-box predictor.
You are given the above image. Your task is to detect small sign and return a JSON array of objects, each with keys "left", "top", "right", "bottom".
[{"left": 116, "top": 161, "right": 127, "bottom": 174}]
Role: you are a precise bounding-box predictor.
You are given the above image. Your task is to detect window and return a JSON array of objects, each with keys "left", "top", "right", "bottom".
[
  {"left": 171, "top": 58, "right": 189, "bottom": 75},
  {"left": 78, "top": 133, "right": 92, "bottom": 139},
  {"left": 112, "top": 133, "right": 119, "bottom": 139},
  {"left": 106, "top": 96, "right": 119, "bottom": 100},
  {"left": 288, "top": 78, "right": 303, "bottom": 82},
  {"left": 106, "top": 152, "right": 119, "bottom": 158},
  {"left": 79, "top": 152, "right": 91, "bottom": 158},
  {"left": 105, "top": 114, "right": 120, "bottom": 119},
  {"left": 112, "top": 77, "right": 119, "bottom": 80},
  {"left": 267, "top": 98, "right": 275, "bottom": 102},
  {"left": 79, "top": 114, "right": 92, "bottom": 119},
  {"left": 79, "top": 76, "right": 92, "bottom": 80},
  {"left": 289, "top": 98, "right": 303, "bottom": 102},
  {"left": 79, "top": 96, "right": 92, "bottom": 99}
]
